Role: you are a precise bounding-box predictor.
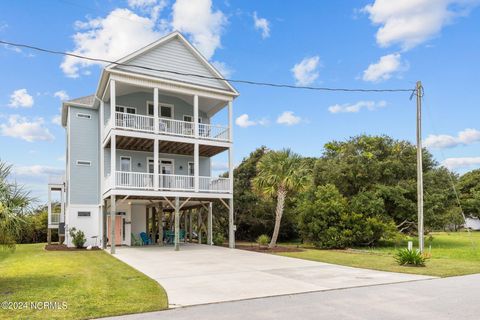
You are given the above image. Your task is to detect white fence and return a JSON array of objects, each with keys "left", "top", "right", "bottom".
[{"left": 107, "top": 171, "right": 230, "bottom": 193}]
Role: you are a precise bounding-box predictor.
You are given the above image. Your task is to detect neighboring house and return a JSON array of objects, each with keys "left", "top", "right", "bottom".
[
  {"left": 47, "top": 32, "right": 238, "bottom": 252},
  {"left": 465, "top": 217, "right": 480, "bottom": 230}
]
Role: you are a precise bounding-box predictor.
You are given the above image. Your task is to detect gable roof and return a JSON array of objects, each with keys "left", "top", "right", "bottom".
[
  {"left": 106, "top": 31, "right": 238, "bottom": 94},
  {"left": 60, "top": 94, "right": 95, "bottom": 127}
]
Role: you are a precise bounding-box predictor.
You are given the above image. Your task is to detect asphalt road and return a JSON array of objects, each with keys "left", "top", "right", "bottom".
[{"left": 102, "top": 274, "right": 480, "bottom": 320}]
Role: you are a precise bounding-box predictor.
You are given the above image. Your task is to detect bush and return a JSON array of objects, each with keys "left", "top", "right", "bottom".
[
  {"left": 69, "top": 227, "right": 86, "bottom": 248},
  {"left": 256, "top": 234, "right": 270, "bottom": 247},
  {"left": 395, "top": 248, "right": 427, "bottom": 266},
  {"left": 213, "top": 233, "right": 225, "bottom": 246}
]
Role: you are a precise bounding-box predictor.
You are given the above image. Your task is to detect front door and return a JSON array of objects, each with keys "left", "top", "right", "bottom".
[
  {"left": 160, "top": 160, "right": 174, "bottom": 189},
  {"left": 120, "top": 156, "right": 131, "bottom": 186},
  {"left": 107, "top": 215, "right": 123, "bottom": 245}
]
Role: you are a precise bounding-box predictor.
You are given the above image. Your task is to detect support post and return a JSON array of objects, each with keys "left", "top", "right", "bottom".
[
  {"left": 110, "top": 195, "right": 116, "bottom": 254},
  {"left": 194, "top": 143, "right": 199, "bottom": 192},
  {"left": 228, "top": 100, "right": 233, "bottom": 142},
  {"left": 197, "top": 208, "right": 202, "bottom": 244},
  {"left": 228, "top": 198, "right": 234, "bottom": 248},
  {"left": 111, "top": 133, "right": 116, "bottom": 187},
  {"left": 184, "top": 209, "right": 188, "bottom": 243},
  {"left": 208, "top": 202, "right": 213, "bottom": 245},
  {"left": 110, "top": 80, "right": 116, "bottom": 128},
  {"left": 416, "top": 81, "right": 424, "bottom": 253},
  {"left": 228, "top": 147, "right": 234, "bottom": 193},
  {"left": 158, "top": 205, "right": 163, "bottom": 246},
  {"left": 151, "top": 207, "right": 156, "bottom": 243},
  {"left": 174, "top": 197, "right": 180, "bottom": 251},
  {"left": 154, "top": 138, "right": 159, "bottom": 190},
  {"left": 154, "top": 87, "right": 159, "bottom": 133},
  {"left": 47, "top": 229, "right": 52, "bottom": 245},
  {"left": 100, "top": 101, "right": 105, "bottom": 194},
  {"left": 102, "top": 199, "right": 107, "bottom": 249},
  {"left": 193, "top": 95, "right": 199, "bottom": 138},
  {"left": 189, "top": 209, "right": 193, "bottom": 243}
]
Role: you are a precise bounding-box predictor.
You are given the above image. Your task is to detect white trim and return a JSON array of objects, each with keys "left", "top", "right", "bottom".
[
  {"left": 119, "top": 156, "right": 132, "bottom": 172},
  {"left": 146, "top": 100, "right": 174, "bottom": 118},
  {"left": 159, "top": 158, "right": 175, "bottom": 174},
  {"left": 76, "top": 113, "right": 92, "bottom": 119},
  {"left": 105, "top": 32, "right": 238, "bottom": 94},
  {"left": 104, "top": 188, "right": 233, "bottom": 199},
  {"left": 76, "top": 160, "right": 92, "bottom": 166},
  {"left": 115, "top": 105, "right": 137, "bottom": 114}
]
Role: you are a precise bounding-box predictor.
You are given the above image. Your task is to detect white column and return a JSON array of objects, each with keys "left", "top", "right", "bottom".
[
  {"left": 228, "top": 198, "right": 235, "bottom": 248},
  {"left": 111, "top": 133, "right": 116, "bottom": 188},
  {"left": 228, "top": 100, "right": 233, "bottom": 141},
  {"left": 208, "top": 202, "right": 213, "bottom": 245},
  {"left": 100, "top": 100, "right": 105, "bottom": 194},
  {"left": 193, "top": 95, "right": 199, "bottom": 138},
  {"left": 174, "top": 197, "right": 180, "bottom": 251},
  {"left": 47, "top": 187, "right": 52, "bottom": 225},
  {"left": 189, "top": 209, "right": 193, "bottom": 243},
  {"left": 110, "top": 80, "right": 116, "bottom": 128},
  {"left": 158, "top": 205, "right": 163, "bottom": 246},
  {"left": 194, "top": 143, "right": 199, "bottom": 192},
  {"left": 154, "top": 138, "right": 159, "bottom": 190},
  {"left": 154, "top": 87, "right": 159, "bottom": 133},
  {"left": 197, "top": 208, "right": 202, "bottom": 244},
  {"left": 228, "top": 147, "right": 234, "bottom": 193},
  {"left": 60, "top": 186, "right": 65, "bottom": 223},
  {"left": 110, "top": 195, "right": 116, "bottom": 254}
]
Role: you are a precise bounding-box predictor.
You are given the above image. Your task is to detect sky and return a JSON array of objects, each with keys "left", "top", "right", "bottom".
[{"left": 1, "top": 0, "right": 479, "bottom": 202}]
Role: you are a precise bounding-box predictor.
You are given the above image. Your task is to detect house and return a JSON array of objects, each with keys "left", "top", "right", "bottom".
[{"left": 47, "top": 31, "right": 238, "bottom": 252}]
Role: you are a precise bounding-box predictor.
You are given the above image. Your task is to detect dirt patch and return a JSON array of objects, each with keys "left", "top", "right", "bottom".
[
  {"left": 235, "top": 244, "right": 304, "bottom": 253},
  {"left": 45, "top": 244, "right": 101, "bottom": 251}
]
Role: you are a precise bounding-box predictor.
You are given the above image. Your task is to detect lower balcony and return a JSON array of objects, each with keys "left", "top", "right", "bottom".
[{"left": 105, "top": 171, "right": 231, "bottom": 194}]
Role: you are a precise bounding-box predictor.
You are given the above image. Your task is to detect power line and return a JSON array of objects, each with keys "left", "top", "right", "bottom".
[{"left": 0, "top": 39, "right": 416, "bottom": 94}]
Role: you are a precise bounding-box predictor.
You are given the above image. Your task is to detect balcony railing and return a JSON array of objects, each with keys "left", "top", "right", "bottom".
[
  {"left": 110, "top": 109, "right": 230, "bottom": 142},
  {"left": 106, "top": 171, "right": 231, "bottom": 193}
]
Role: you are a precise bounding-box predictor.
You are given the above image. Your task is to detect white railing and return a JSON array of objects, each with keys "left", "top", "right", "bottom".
[
  {"left": 115, "top": 171, "right": 154, "bottom": 189},
  {"left": 105, "top": 172, "right": 231, "bottom": 193},
  {"left": 115, "top": 111, "right": 154, "bottom": 133},
  {"left": 158, "top": 118, "right": 195, "bottom": 137},
  {"left": 199, "top": 176, "right": 230, "bottom": 193},
  {"left": 50, "top": 211, "right": 60, "bottom": 224},
  {"left": 199, "top": 123, "right": 229, "bottom": 141},
  {"left": 159, "top": 174, "right": 194, "bottom": 191}
]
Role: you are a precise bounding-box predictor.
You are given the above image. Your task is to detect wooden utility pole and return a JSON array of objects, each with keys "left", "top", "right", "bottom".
[{"left": 416, "top": 81, "right": 424, "bottom": 253}]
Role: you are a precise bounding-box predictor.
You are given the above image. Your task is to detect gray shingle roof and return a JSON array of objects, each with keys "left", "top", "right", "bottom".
[{"left": 66, "top": 94, "right": 95, "bottom": 106}]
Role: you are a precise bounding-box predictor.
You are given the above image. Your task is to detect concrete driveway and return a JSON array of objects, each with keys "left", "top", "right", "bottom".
[{"left": 112, "top": 244, "right": 433, "bottom": 307}]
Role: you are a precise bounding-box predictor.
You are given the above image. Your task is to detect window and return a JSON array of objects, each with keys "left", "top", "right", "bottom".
[
  {"left": 147, "top": 101, "right": 173, "bottom": 118},
  {"left": 120, "top": 156, "right": 131, "bottom": 172},
  {"left": 183, "top": 115, "right": 202, "bottom": 123},
  {"left": 115, "top": 106, "right": 136, "bottom": 114},
  {"left": 188, "top": 162, "right": 194, "bottom": 176},
  {"left": 76, "top": 160, "right": 91, "bottom": 166},
  {"left": 78, "top": 211, "right": 91, "bottom": 217},
  {"left": 76, "top": 113, "right": 91, "bottom": 119}
]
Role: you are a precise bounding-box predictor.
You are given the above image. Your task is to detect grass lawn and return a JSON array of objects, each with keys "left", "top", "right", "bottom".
[
  {"left": 0, "top": 244, "right": 168, "bottom": 320},
  {"left": 278, "top": 232, "right": 480, "bottom": 278}
]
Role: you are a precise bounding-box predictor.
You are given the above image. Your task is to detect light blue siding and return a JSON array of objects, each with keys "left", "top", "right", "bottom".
[
  {"left": 104, "top": 150, "right": 210, "bottom": 177},
  {"left": 113, "top": 36, "right": 230, "bottom": 91},
  {"left": 69, "top": 106, "right": 99, "bottom": 205}
]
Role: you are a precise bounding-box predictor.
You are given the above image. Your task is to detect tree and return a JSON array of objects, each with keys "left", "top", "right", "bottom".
[
  {"left": 252, "top": 149, "right": 311, "bottom": 248},
  {"left": 0, "top": 160, "right": 33, "bottom": 250},
  {"left": 457, "top": 169, "right": 480, "bottom": 219}
]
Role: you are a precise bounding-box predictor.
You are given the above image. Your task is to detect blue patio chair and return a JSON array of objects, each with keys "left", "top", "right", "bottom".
[{"left": 140, "top": 232, "right": 151, "bottom": 245}]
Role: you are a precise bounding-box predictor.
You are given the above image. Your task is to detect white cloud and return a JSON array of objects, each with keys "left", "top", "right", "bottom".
[
  {"left": 61, "top": 7, "right": 168, "bottom": 77},
  {"left": 328, "top": 100, "right": 387, "bottom": 113},
  {"left": 8, "top": 89, "right": 34, "bottom": 108},
  {"left": 54, "top": 90, "right": 69, "bottom": 101},
  {"left": 363, "top": 0, "right": 480, "bottom": 51},
  {"left": 211, "top": 60, "right": 233, "bottom": 78},
  {"left": 172, "top": 0, "right": 227, "bottom": 60},
  {"left": 58, "top": 155, "right": 66, "bottom": 162},
  {"left": 442, "top": 157, "right": 480, "bottom": 170},
  {"left": 13, "top": 165, "right": 64, "bottom": 177},
  {"left": 362, "top": 53, "right": 406, "bottom": 82},
  {"left": 52, "top": 115, "right": 62, "bottom": 126},
  {"left": 424, "top": 128, "right": 480, "bottom": 149},
  {"left": 235, "top": 114, "right": 268, "bottom": 128},
  {"left": 277, "top": 111, "right": 301, "bottom": 126},
  {"left": 291, "top": 56, "right": 321, "bottom": 86},
  {"left": 128, "top": 0, "right": 159, "bottom": 8},
  {"left": 0, "top": 115, "right": 54, "bottom": 142},
  {"left": 253, "top": 11, "right": 270, "bottom": 39}
]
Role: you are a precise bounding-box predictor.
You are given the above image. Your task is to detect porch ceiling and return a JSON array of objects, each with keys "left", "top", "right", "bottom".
[{"left": 106, "top": 135, "right": 227, "bottom": 157}]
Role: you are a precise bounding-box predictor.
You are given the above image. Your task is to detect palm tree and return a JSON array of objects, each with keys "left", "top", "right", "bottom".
[
  {"left": 252, "top": 149, "right": 311, "bottom": 248},
  {"left": 0, "top": 160, "right": 32, "bottom": 250}
]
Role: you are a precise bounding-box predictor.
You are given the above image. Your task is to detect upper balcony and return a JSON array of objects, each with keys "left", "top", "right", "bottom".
[{"left": 101, "top": 79, "right": 233, "bottom": 144}]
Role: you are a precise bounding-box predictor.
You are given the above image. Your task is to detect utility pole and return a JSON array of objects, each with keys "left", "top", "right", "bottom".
[{"left": 416, "top": 81, "right": 424, "bottom": 253}]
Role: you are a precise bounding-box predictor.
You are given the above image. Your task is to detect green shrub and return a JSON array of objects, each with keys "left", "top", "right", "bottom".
[
  {"left": 256, "top": 234, "right": 270, "bottom": 246},
  {"left": 395, "top": 248, "right": 427, "bottom": 266},
  {"left": 213, "top": 233, "right": 225, "bottom": 246},
  {"left": 131, "top": 233, "right": 142, "bottom": 246},
  {"left": 69, "top": 227, "right": 86, "bottom": 248}
]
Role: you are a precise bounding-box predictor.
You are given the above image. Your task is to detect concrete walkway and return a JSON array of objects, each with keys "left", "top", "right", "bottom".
[
  {"left": 111, "top": 244, "right": 433, "bottom": 307},
  {"left": 101, "top": 274, "right": 480, "bottom": 320}
]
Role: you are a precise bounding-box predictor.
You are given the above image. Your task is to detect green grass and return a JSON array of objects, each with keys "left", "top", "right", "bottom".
[
  {"left": 0, "top": 244, "right": 168, "bottom": 320},
  {"left": 278, "top": 232, "right": 480, "bottom": 277}
]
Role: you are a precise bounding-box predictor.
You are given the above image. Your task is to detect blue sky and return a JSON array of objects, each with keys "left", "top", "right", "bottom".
[{"left": 1, "top": 0, "right": 479, "bottom": 202}]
